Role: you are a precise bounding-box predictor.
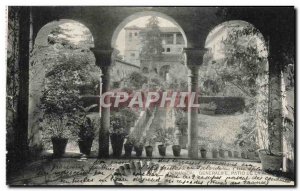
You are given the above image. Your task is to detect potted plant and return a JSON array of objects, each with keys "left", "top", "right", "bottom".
[
  {"left": 155, "top": 127, "right": 168, "bottom": 156},
  {"left": 134, "top": 140, "right": 144, "bottom": 157},
  {"left": 200, "top": 147, "right": 207, "bottom": 158},
  {"left": 258, "top": 149, "right": 282, "bottom": 172},
  {"left": 219, "top": 149, "right": 225, "bottom": 158},
  {"left": 241, "top": 151, "right": 246, "bottom": 159},
  {"left": 212, "top": 149, "right": 218, "bottom": 158},
  {"left": 145, "top": 136, "right": 156, "bottom": 157},
  {"left": 234, "top": 151, "right": 239, "bottom": 158},
  {"left": 40, "top": 117, "right": 71, "bottom": 157},
  {"left": 257, "top": 120, "right": 283, "bottom": 172},
  {"left": 170, "top": 135, "right": 181, "bottom": 157},
  {"left": 216, "top": 140, "right": 225, "bottom": 158},
  {"left": 175, "top": 111, "right": 188, "bottom": 149},
  {"left": 124, "top": 135, "right": 135, "bottom": 157},
  {"left": 172, "top": 145, "right": 181, "bottom": 157},
  {"left": 158, "top": 144, "right": 167, "bottom": 156},
  {"left": 40, "top": 59, "right": 84, "bottom": 157},
  {"left": 78, "top": 116, "right": 95, "bottom": 155},
  {"left": 110, "top": 112, "right": 127, "bottom": 157},
  {"left": 110, "top": 108, "right": 138, "bottom": 157}
]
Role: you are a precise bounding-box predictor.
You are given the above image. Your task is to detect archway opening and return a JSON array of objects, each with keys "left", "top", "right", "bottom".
[
  {"left": 109, "top": 12, "right": 190, "bottom": 158},
  {"left": 29, "top": 19, "right": 101, "bottom": 156},
  {"left": 199, "top": 20, "right": 269, "bottom": 160}
]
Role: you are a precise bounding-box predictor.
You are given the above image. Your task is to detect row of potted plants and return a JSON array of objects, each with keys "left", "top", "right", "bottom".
[
  {"left": 199, "top": 148, "right": 258, "bottom": 159},
  {"left": 122, "top": 134, "right": 182, "bottom": 158}
]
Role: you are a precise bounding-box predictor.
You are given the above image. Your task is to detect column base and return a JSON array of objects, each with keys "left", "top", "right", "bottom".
[{"left": 188, "top": 143, "right": 199, "bottom": 159}]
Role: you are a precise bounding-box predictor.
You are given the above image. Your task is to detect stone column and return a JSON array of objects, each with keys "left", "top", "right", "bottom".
[
  {"left": 268, "top": 56, "right": 283, "bottom": 157},
  {"left": 16, "top": 7, "right": 30, "bottom": 162},
  {"left": 184, "top": 48, "right": 206, "bottom": 159},
  {"left": 90, "top": 48, "right": 113, "bottom": 158},
  {"left": 173, "top": 33, "right": 177, "bottom": 45}
]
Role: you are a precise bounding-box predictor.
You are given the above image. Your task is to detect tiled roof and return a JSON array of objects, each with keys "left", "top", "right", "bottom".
[
  {"left": 124, "top": 25, "right": 142, "bottom": 30},
  {"left": 141, "top": 54, "right": 183, "bottom": 62},
  {"left": 159, "top": 27, "right": 180, "bottom": 33},
  {"left": 125, "top": 26, "right": 181, "bottom": 33}
]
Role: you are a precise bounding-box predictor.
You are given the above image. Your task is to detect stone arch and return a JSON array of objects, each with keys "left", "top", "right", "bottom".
[
  {"left": 34, "top": 19, "right": 95, "bottom": 48},
  {"left": 205, "top": 20, "right": 268, "bottom": 54},
  {"left": 204, "top": 20, "right": 269, "bottom": 154},
  {"left": 28, "top": 19, "right": 99, "bottom": 153}
]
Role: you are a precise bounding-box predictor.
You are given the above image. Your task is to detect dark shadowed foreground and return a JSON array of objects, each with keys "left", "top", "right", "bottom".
[{"left": 8, "top": 158, "right": 293, "bottom": 186}]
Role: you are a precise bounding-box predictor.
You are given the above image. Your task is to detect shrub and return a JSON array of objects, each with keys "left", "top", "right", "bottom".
[
  {"left": 78, "top": 117, "right": 95, "bottom": 141},
  {"left": 175, "top": 110, "right": 188, "bottom": 135},
  {"left": 109, "top": 108, "right": 139, "bottom": 138},
  {"left": 40, "top": 56, "right": 86, "bottom": 140},
  {"left": 199, "top": 102, "right": 217, "bottom": 111}
]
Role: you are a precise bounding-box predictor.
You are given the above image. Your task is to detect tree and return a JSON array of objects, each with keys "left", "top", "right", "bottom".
[
  {"left": 203, "top": 25, "right": 268, "bottom": 98},
  {"left": 140, "top": 16, "right": 164, "bottom": 61},
  {"left": 125, "top": 71, "right": 148, "bottom": 90}
]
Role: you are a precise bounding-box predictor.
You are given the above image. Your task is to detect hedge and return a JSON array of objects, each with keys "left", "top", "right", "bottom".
[{"left": 199, "top": 96, "right": 245, "bottom": 114}]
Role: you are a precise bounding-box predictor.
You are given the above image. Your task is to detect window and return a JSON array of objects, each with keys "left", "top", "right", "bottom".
[
  {"left": 166, "top": 48, "right": 171, "bottom": 52},
  {"left": 161, "top": 33, "right": 173, "bottom": 44},
  {"left": 131, "top": 53, "right": 135, "bottom": 57},
  {"left": 135, "top": 32, "right": 138, "bottom": 36}
]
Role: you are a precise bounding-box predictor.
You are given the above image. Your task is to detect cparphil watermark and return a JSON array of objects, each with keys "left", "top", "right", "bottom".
[{"left": 100, "top": 91, "right": 200, "bottom": 109}]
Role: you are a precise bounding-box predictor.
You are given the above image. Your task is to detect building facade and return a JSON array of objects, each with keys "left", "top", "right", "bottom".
[{"left": 124, "top": 26, "right": 187, "bottom": 81}]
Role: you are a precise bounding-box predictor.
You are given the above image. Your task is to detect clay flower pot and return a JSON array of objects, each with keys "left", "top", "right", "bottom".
[
  {"left": 78, "top": 139, "right": 93, "bottom": 155},
  {"left": 158, "top": 145, "right": 166, "bottom": 156},
  {"left": 145, "top": 146, "right": 153, "bottom": 157},
  {"left": 200, "top": 148, "right": 207, "bottom": 158},
  {"left": 52, "top": 137, "right": 68, "bottom": 157},
  {"left": 258, "top": 150, "right": 282, "bottom": 172},
  {"left": 212, "top": 149, "right": 218, "bottom": 158},
  {"left": 134, "top": 145, "right": 143, "bottom": 157},
  {"left": 172, "top": 145, "right": 181, "bottom": 157},
  {"left": 124, "top": 144, "right": 133, "bottom": 157}
]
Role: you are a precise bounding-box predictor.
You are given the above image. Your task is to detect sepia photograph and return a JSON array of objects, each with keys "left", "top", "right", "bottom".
[{"left": 5, "top": 6, "right": 295, "bottom": 186}]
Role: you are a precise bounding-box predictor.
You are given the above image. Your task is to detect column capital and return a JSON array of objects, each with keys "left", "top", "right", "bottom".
[
  {"left": 90, "top": 48, "right": 114, "bottom": 67},
  {"left": 183, "top": 48, "right": 207, "bottom": 68}
]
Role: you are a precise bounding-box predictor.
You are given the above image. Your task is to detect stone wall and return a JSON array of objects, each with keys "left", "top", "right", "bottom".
[{"left": 110, "top": 59, "right": 140, "bottom": 88}]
